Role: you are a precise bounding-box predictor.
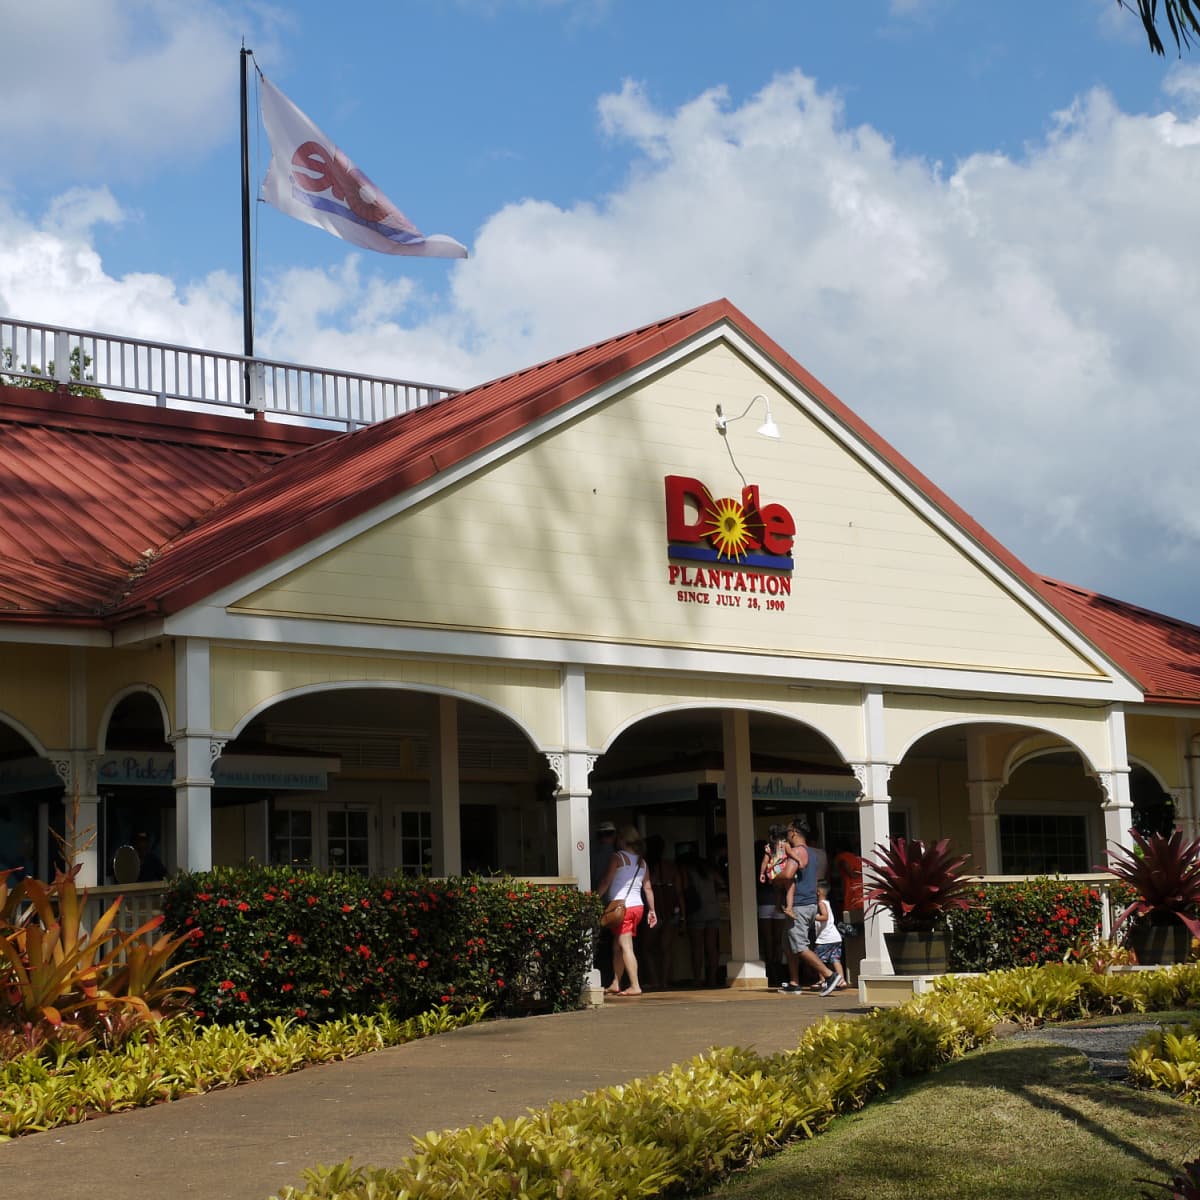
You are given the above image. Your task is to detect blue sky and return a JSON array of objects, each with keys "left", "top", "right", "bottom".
[{"left": 4, "top": 0, "right": 1200, "bottom": 623}]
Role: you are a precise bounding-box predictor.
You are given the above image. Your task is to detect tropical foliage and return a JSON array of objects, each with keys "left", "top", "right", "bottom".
[
  {"left": 0, "top": 1003, "right": 485, "bottom": 1139},
  {"left": 0, "top": 867, "right": 194, "bottom": 1053},
  {"left": 862, "top": 837, "right": 973, "bottom": 932},
  {"left": 1104, "top": 829, "right": 1200, "bottom": 940}
]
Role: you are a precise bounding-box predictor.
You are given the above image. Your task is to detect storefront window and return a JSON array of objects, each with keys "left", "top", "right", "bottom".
[
  {"left": 999, "top": 813, "right": 1089, "bottom": 875},
  {"left": 398, "top": 810, "right": 432, "bottom": 876},
  {"left": 327, "top": 809, "right": 370, "bottom": 875},
  {"left": 271, "top": 808, "right": 313, "bottom": 868}
]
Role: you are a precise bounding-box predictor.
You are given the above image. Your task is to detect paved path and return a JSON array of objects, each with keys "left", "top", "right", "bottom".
[{"left": 1, "top": 987, "right": 863, "bottom": 1200}]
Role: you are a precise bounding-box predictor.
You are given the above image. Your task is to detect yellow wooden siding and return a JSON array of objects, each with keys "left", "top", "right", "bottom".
[
  {"left": 585, "top": 673, "right": 864, "bottom": 760},
  {"left": 209, "top": 646, "right": 562, "bottom": 747},
  {"left": 235, "top": 344, "right": 1108, "bottom": 681},
  {"left": 885, "top": 693, "right": 1111, "bottom": 773},
  {"left": 0, "top": 645, "right": 72, "bottom": 748}
]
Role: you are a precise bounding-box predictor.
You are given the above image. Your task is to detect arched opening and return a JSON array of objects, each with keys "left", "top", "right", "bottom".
[
  {"left": 1130, "top": 763, "right": 1175, "bottom": 838},
  {"left": 224, "top": 687, "right": 557, "bottom": 876},
  {"left": 590, "top": 707, "right": 857, "bottom": 987},
  {"left": 894, "top": 724, "right": 1105, "bottom": 876},
  {"left": 99, "top": 690, "right": 173, "bottom": 882},
  {"left": 0, "top": 717, "right": 63, "bottom": 879}
]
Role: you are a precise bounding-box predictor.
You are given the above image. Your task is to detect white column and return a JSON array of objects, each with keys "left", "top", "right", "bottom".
[
  {"left": 430, "top": 694, "right": 462, "bottom": 877},
  {"left": 1185, "top": 747, "right": 1200, "bottom": 841},
  {"left": 554, "top": 666, "right": 593, "bottom": 887},
  {"left": 553, "top": 666, "right": 602, "bottom": 1007},
  {"left": 856, "top": 687, "right": 895, "bottom": 975},
  {"left": 1100, "top": 708, "right": 1134, "bottom": 854},
  {"left": 722, "top": 709, "right": 766, "bottom": 989},
  {"left": 71, "top": 753, "right": 101, "bottom": 887},
  {"left": 965, "top": 732, "right": 1002, "bottom": 874},
  {"left": 172, "top": 639, "right": 214, "bottom": 872},
  {"left": 63, "top": 651, "right": 100, "bottom": 885}
]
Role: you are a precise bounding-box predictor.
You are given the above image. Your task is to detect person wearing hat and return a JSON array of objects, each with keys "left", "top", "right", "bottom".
[
  {"left": 590, "top": 820, "right": 619, "bottom": 989},
  {"left": 590, "top": 821, "right": 617, "bottom": 891}
]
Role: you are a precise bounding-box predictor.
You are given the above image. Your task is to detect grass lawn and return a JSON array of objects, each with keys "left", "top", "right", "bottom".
[{"left": 710, "top": 1036, "right": 1200, "bottom": 1200}]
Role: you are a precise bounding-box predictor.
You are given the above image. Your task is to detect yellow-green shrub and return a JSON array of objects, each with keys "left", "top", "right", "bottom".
[
  {"left": 276, "top": 964, "right": 1200, "bottom": 1200},
  {"left": 1129, "top": 1018, "right": 1200, "bottom": 1104},
  {"left": 0, "top": 1003, "right": 485, "bottom": 1140}
]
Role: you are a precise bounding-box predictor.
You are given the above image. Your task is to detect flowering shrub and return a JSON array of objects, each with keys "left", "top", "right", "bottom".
[
  {"left": 162, "top": 867, "right": 602, "bottom": 1027},
  {"left": 945, "top": 877, "right": 1107, "bottom": 972}
]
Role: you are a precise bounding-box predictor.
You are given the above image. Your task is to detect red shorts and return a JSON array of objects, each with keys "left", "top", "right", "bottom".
[{"left": 618, "top": 904, "right": 644, "bottom": 936}]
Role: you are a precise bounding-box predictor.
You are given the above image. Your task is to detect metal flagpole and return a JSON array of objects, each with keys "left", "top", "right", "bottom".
[{"left": 240, "top": 44, "right": 261, "bottom": 416}]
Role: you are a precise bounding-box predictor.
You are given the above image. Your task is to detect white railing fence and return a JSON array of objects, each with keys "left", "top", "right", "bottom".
[{"left": 0, "top": 315, "right": 457, "bottom": 430}]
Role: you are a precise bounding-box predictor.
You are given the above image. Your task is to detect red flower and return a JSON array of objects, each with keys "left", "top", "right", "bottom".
[
  {"left": 281, "top": 982, "right": 294, "bottom": 993},
  {"left": 307, "top": 896, "right": 318, "bottom": 906},
  {"left": 237, "top": 990, "right": 249, "bottom": 1002},
  {"left": 357, "top": 944, "right": 371, "bottom": 958},
  {"left": 382, "top": 890, "right": 394, "bottom": 901},
  {"left": 237, "top": 901, "right": 250, "bottom": 913},
  {"left": 295, "top": 1008, "right": 307, "bottom": 1018},
  {"left": 418, "top": 960, "right": 428, "bottom": 970},
  {"left": 219, "top": 979, "right": 234, "bottom": 991},
  {"left": 263, "top": 892, "right": 276, "bottom": 902},
  {"left": 287, "top": 932, "right": 303, "bottom": 945},
  {"left": 197, "top": 892, "right": 212, "bottom": 902},
  {"left": 341, "top": 904, "right": 354, "bottom": 913},
  {"left": 217, "top": 898, "right": 229, "bottom": 908}
]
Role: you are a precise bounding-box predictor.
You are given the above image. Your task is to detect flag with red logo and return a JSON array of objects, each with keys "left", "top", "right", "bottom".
[{"left": 259, "top": 75, "right": 467, "bottom": 259}]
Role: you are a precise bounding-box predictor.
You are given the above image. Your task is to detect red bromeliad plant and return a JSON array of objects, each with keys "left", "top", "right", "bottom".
[
  {"left": 1104, "top": 829, "right": 1200, "bottom": 940},
  {"left": 863, "top": 837, "right": 974, "bottom": 932}
]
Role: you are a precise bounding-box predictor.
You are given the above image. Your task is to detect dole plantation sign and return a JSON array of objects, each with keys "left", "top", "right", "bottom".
[{"left": 664, "top": 475, "right": 794, "bottom": 611}]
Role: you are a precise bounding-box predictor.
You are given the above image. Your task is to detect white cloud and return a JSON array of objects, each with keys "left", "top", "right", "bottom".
[
  {"left": 5, "top": 64, "right": 1200, "bottom": 619},
  {"left": 0, "top": 0, "right": 275, "bottom": 177}
]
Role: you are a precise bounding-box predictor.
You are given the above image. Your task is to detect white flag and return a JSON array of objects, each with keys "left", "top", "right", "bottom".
[{"left": 259, "top": 75, "right": 467, "bottom": 259}]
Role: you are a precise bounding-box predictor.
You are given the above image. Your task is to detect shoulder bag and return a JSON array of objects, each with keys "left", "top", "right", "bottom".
[{"left": 600, "top": 854, "right": 639, "bottom": 930}]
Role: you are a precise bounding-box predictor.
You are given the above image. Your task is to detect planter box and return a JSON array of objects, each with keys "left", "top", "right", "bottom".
[
  {"left": 884, "top": 929, "right": 950, "bottom": 974},
  {"left": 1127, "top": 922, "right": 1192, "bottom": 966}
]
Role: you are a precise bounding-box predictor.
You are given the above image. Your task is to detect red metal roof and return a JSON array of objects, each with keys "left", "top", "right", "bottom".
[
  {"left": 0, "top": 384, "right": 332, "bottom": 618},
  {"left": 1036, "top": 578, "right": 1200, "bottom": 707},
  {"left": 5, "top": 301, "right": 1200, "bottom": 707}
]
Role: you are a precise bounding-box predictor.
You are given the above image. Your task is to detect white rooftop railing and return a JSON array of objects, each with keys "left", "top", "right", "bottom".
[{"left": 0, "top": 315, "right": 459, "bottom": 430}]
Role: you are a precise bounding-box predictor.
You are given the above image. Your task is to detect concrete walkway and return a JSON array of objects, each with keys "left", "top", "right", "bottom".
[{"left": 1, "top": 987, "right": 863, "bottom": 1200}]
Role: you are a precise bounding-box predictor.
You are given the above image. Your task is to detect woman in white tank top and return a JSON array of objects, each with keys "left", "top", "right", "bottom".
[{"left": 594, "top": 825, "right": 658, "bottom": 996}]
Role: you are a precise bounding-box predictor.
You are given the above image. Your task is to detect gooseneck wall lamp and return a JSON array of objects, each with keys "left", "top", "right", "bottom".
[
  {"left": 714, "top": 393, "right": 782, "bottom": 489},
  {"left": 714, "top": 393, "right": 781, "bottom": 440}
]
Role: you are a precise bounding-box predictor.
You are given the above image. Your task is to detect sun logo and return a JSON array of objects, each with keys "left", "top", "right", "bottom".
[{"left": 702, "top": 495, "right": 756, "bottom": 560}]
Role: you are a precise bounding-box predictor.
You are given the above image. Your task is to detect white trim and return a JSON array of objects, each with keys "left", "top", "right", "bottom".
[
  {"left": 96, "top": 684, "right": 173, "bottom": 750},
  {"left": 598, "top": 699, "right": 855, "bottom": 764},
  {"left": 899, "top": 718, "right": 1102, "bottom": 777},
  {"left": 226, "top": 678, "right": 548, "bottom": 753},
  {"left": 156, "top": 608, "right": 1143, "bottom": 706},
  {"left": 0, "top": 626, "right": 110, "bottom": 647},
  {"left": 136, "top": 320, "right": 1139, "bottom": 702},
  {"left": 1005, "top": 738, "right": 1095, "bottom": 781},
  {"left": 0, "top": 712, "right": 52, "bottom": 758},
  {"left": 719, "top": 325, "right": 1143, "bottom": 694},
  {"left": 176, "top": 329, "right": 726, "bottom": 616}
]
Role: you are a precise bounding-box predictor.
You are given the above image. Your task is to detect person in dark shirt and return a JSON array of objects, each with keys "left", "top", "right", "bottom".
[{"left": 134, "top": 831, "right": 166, "bottom": 882}]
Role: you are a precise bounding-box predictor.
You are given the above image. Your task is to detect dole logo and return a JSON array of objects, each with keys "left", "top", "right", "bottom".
[{"left": 664, "top": 475, "right": 795, "bottom": 569}]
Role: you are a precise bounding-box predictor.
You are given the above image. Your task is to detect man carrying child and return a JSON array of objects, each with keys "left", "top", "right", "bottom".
[{"left": 777, "top": 823, "right": 840, "bottom": 996}]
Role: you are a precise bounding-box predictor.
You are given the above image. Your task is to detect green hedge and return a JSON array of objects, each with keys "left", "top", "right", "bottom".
[
  {"left": 162, "top": 867, "right": 602, "bottom": 1027},
  {"left": 945, "top": 877, "right": 1113, "bottom": 972}
]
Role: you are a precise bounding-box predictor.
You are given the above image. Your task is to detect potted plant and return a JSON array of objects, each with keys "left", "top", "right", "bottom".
[
  {"left": 1103, "top": 829, "right": 1200, "bottom": 966},
  {"left": 863, "top": 836, "right": 973, "bottom": 974}
]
